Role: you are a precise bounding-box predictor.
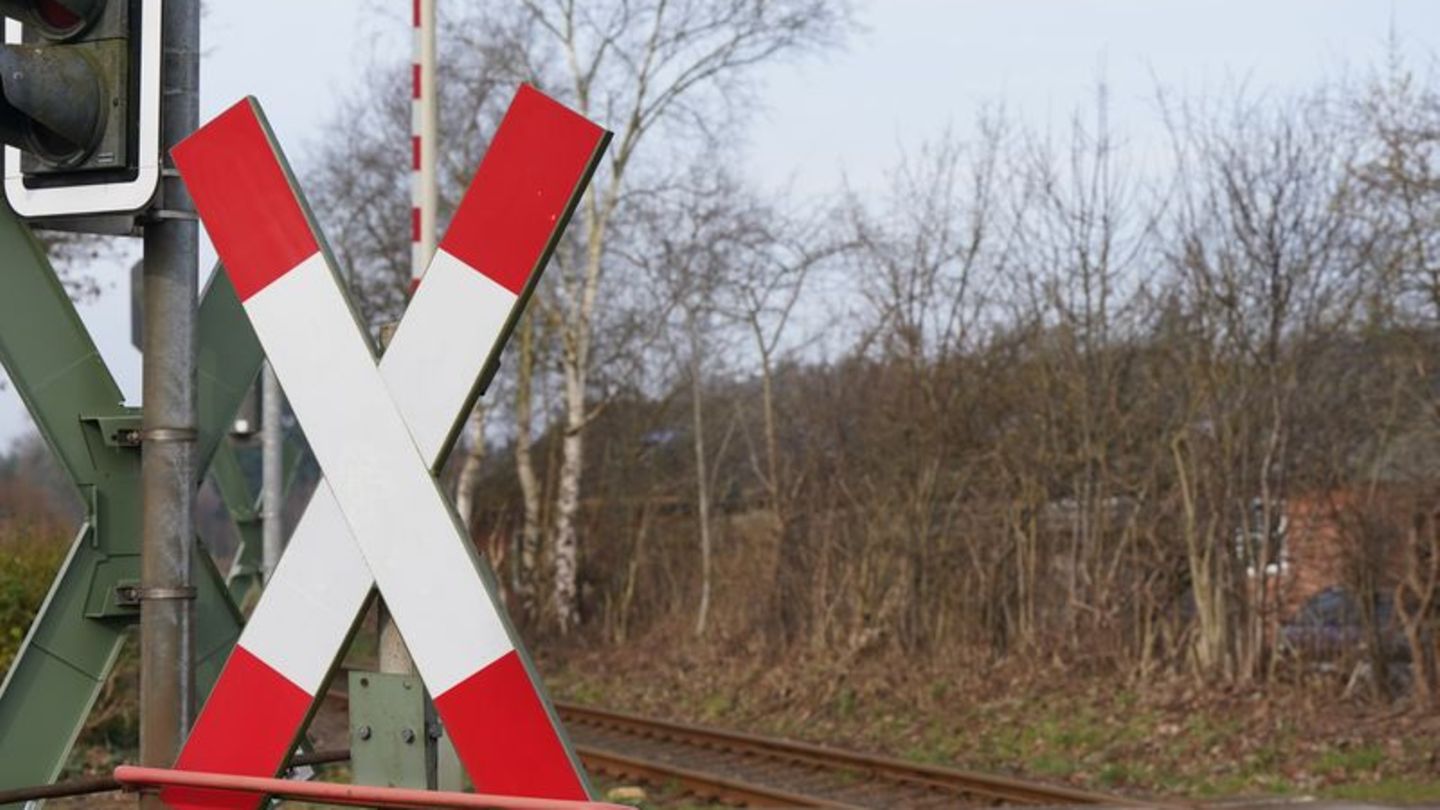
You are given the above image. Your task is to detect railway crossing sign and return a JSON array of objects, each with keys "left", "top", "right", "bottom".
[{"left": 165, "top": 85, "right": 609, "bottom": 806}]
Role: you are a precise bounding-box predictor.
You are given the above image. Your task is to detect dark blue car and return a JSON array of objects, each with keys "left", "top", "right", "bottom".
[{"left": 1280, "top": 587, "right": 1409, "bottom": 661}]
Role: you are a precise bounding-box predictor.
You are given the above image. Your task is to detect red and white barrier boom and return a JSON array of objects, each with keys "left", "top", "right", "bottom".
[{"left": 165, "top": 85, "right": 608, "bottom": 808}]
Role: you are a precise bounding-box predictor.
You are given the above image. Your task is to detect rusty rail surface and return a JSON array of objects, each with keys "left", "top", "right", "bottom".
[{"left": 556, "top": 701, "right": 1162, "bottom": 808}]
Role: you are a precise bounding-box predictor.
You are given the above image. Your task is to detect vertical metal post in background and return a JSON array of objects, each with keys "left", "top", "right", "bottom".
[
  {"left": 260, "top": 363, "right": 283, "bottom": 581},
  {"left": 369, "top": 1, "right": 438, "bottom": 769},
  {"left": 355, "top": 3, "right": 443, "bottom": 788},
  {"left": 410, "top": 0, "right": 437, "bottom": 285},
  {"left": 376, "top": 324, "right": 413, "bottom": 675},
  {"left": 382, "top": 0, "right": 438, "bottom": 673},
  {"left": 140, "top": 0, "right": 199, "bottom": 801}
]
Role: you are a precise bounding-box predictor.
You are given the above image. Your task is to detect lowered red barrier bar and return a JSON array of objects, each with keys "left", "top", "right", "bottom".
[{"left": 114, "top": 766, "right": 628, "bottom": 810}]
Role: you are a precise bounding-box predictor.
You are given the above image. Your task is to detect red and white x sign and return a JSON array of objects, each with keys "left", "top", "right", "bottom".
[{"left": 162, "top": 86, "right": 608, "bottom": 807}]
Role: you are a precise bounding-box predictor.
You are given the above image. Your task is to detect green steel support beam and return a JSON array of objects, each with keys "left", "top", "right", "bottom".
[
  {"left": 215, "top": 435, "right": 303, "bottom": 608},
  {"left": 0, "top": 210, "right": 263, "bottom": 803},
  {"left": 211, "top": 441, "right": 264, "bottom": 607}
]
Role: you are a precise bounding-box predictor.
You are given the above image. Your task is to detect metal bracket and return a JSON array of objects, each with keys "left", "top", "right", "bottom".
[
  {"left": 25, "top": 213, "right": 142, "bottom": 236},
  {"left": 82, "top": 412, "right": 143, "bottom": 449},
  {"left": 142, "top": 171, "right": 197, "bottom": 222},
  {"left": 143, "top": 209, "right": 199, "bottom": 222},
  {"left": 348, "top": 671, "right": 462, "bottom": 791},
  {"left": 115, "top": 584, "right": 198, "bottom": 607},
  {"left": 79, "top": 417, "right": 198, "bottom": 449}
]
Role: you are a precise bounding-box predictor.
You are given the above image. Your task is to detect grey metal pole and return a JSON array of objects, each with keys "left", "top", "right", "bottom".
[
  {"left": 260, "top": 363, "right": 283, "bottom": 581},
  {"left": 139, "top": 0, "right": 199, "bottom": 801}
]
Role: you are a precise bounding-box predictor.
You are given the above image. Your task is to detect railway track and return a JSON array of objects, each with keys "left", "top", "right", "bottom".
[
  {"left": 555, "top": 701, "right": 1159, "bottom": 808},
  {"left": 325, "top": 679, "right": 1162, "bottom": 807}
]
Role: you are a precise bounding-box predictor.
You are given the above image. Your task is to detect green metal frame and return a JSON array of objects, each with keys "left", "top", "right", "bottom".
[
  {"left": 0, "top": 209, "right": 264, "bottom": 803},
  {"left": 214, "top": 433, "right": 304, "bottom": 608}
]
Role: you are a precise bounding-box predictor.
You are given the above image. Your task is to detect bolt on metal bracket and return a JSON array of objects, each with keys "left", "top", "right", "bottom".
[{"left": 81, "top": 412, "right": 143, "bottom": 448}]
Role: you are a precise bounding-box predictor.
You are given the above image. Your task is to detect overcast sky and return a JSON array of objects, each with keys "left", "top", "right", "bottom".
[{"left": 2, "top": 0, "right": 1438, "bottom": 447}]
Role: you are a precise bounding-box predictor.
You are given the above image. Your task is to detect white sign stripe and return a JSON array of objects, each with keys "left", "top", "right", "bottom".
[
  {"left": 240, "top": 480, "right": 371, "bottom": 694},
  {"left": 384, "top": 249, "right": 516, "bottom": 462},
  {"left": 246, "top": 254, "right": 513, "bottom": 694}
]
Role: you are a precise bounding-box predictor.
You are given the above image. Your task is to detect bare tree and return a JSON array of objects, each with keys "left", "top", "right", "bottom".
[
  {"left": 1350, "top": 54, "right": 1440, "bottom": 701},
  {"left": 453, "top": 409, "right": 487, "bottom": 530},
  {"left": 294, "top": 9, "right": 1440, "bottom": 707},
  {"left": 1003, "top": 83, "right": 1156, "bottom": 652},
  {"left": 837, "top": 119, "right": 1019, "bottom": 652},
  {"left": 511, "top": 307, "right": 548, "bottom": 619},
  {"left": 494, "top": 0, "right": 854, "bottom": 631},
  {"left": 724, "top": 198, "right": 842, "bottom": 646},
  {"left": 35, "top": 232, "right": 106, "bottom": 303},
  {"left": 625, "top": 166, "right": 740, "bottom": 637},
  {"left": 1161, "top": 87, "right": 1366, "bottom": 681}
]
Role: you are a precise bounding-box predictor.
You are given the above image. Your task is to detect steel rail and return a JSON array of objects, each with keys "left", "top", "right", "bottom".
[
  {"left": 326, "top": 681, "right": 1173, "bottom": 807},
  {"left": 556, "top": 701, "right": 1160, "bottom": 808},
  {"left": 575, "top": 746, "right": 858, "bottom": 808}
]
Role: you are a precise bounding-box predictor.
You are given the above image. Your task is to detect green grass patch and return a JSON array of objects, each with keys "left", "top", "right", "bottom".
[
  {"left": 1029, "top": 752, "right": 1076, "bottom": 777},
  {"left": 1316, "top": 743, "right": 1385, "bottom": 776},
  {"left": 1323, "top": 779, "right": 1440, "bottom": 803}
]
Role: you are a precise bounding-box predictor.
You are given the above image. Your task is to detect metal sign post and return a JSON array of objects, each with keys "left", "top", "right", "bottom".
[
  {"left": 165, "top": 86, "right": 608, "bottom": 806},
  {"left": 131, "top": 261, "right": 305, "bottom": 611},
  {"left": 410, "top": 0, "right": 437, "bottom": 285},
  {"left": 137, "top": 2, "right": 201, "bottom": 801},
  {"left": 380, "top": 0, "right": 439, "bottom": 717},
  {"left": 0, "top": 210, "right": 262, "bottom": 804},
  {"left": 260, "top": 363, "right": 284, "bottom": 582}
]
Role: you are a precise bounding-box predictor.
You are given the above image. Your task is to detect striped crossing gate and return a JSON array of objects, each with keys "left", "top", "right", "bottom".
[{"left": 162, "top": 85, "right": 609, "bottom": 808}]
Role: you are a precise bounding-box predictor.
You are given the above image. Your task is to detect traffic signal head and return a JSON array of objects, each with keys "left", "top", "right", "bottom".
[
  {"left": 0, "top": 41, "right": 106, "bottom": 169},
  {"left": 0, "top": 1, "right": 103, "bottom": 38},
  {"left": 0, "top": 0, "right": 160, "bottom": 219}
]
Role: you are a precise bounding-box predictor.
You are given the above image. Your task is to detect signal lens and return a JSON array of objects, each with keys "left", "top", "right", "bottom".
[{"left": 36, "top": 0, "right": 82, "bottom": 33}]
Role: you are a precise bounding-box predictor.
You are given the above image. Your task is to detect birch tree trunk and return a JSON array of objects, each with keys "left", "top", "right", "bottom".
[
  {"left": 453, "top": 405, "right": 486, "bottom": 530},
  {"left": 551, "top": 215, "right": 608, "bottom": 633},
  {"left": 690, "top": 314, "right": 713, "bottom": 637},
  {"left": 1173, "top": 433, "right": 1231, "bottom": 681},
  {"left": 552, "top": 376, "right": 586, "bottom": 632},
  {"left": 513, "top": 311, "right": 544, "bottom": 619}
]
